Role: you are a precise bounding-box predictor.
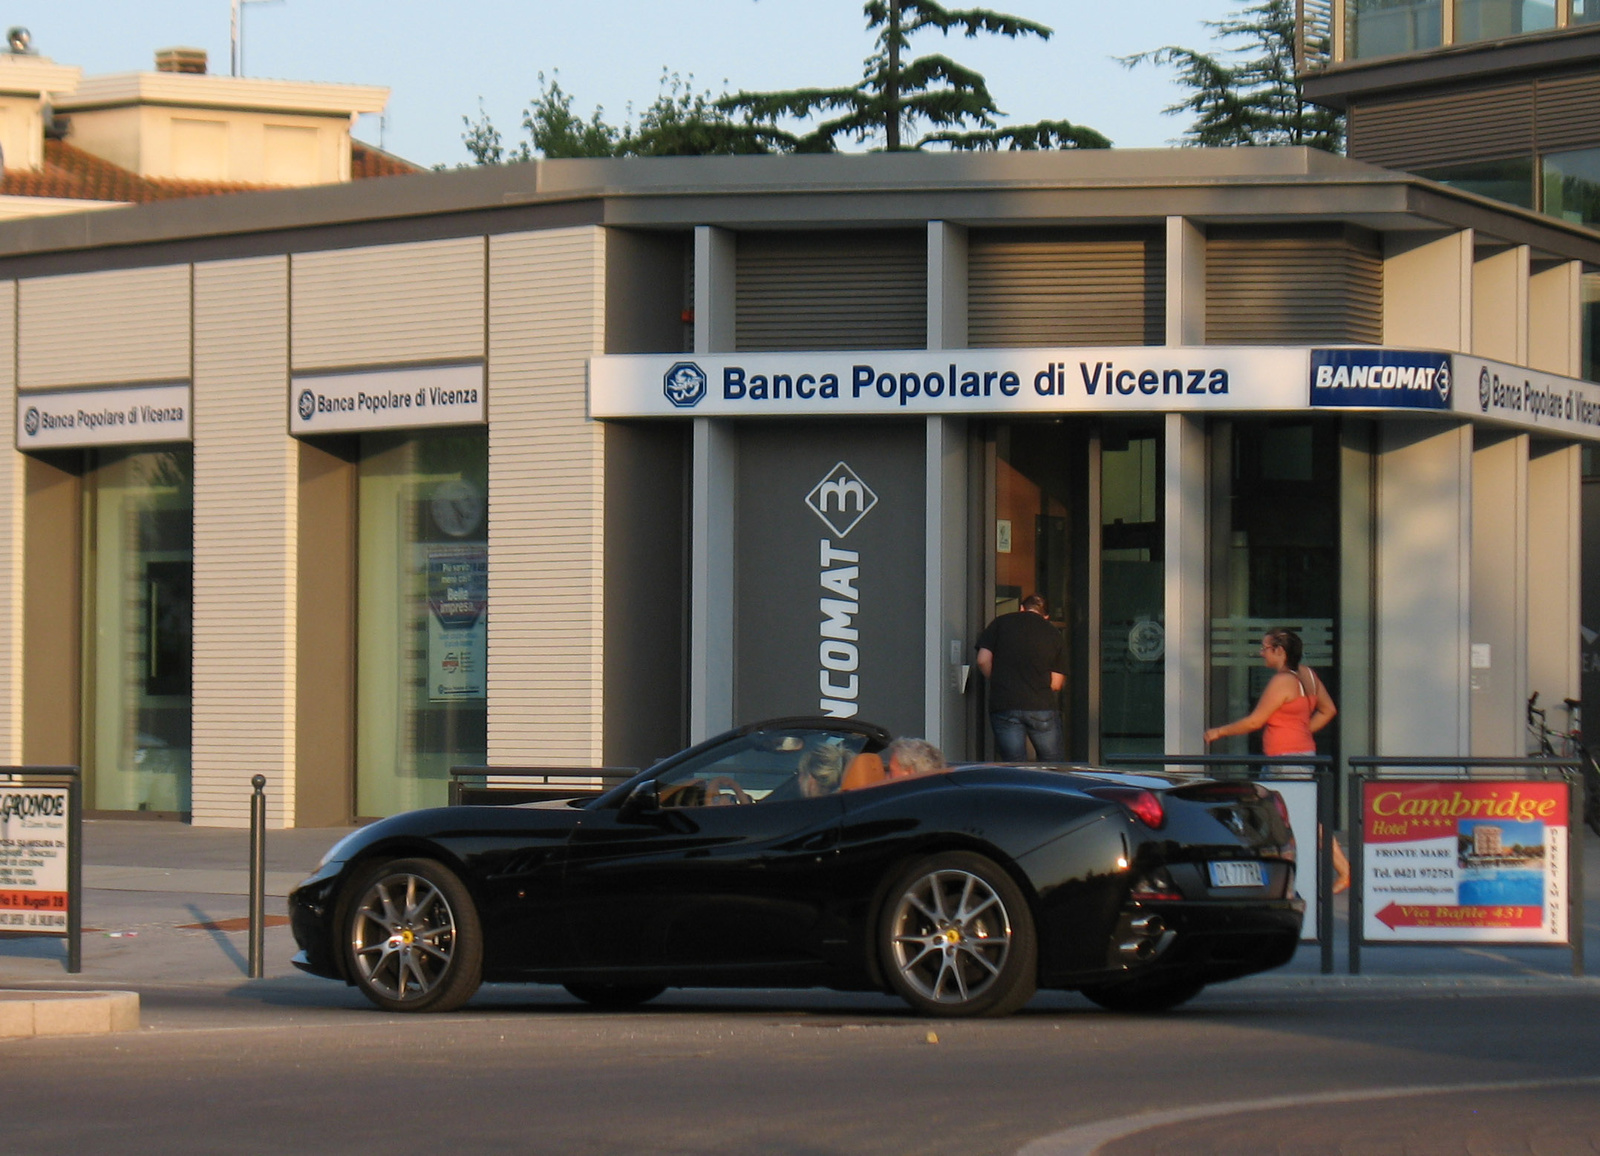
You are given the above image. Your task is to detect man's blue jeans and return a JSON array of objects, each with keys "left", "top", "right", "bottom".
[{"left": 991, "top": 710, "right": 1064, "bottom": 762}]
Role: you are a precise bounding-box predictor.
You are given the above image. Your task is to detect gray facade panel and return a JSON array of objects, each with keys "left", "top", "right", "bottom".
[{"left": 734, "top": 421, "right": 925, "bottom": 739}]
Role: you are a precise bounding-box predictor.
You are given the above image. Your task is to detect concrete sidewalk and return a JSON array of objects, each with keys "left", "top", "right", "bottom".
[
  {"left": 0, "top": 819, "right": 355, "bottom": 987},
  {"left": 1, "top": 818, "right": 1596, "bottom": 993}
]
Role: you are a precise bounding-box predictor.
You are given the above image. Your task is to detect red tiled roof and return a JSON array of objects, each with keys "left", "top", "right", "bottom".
[
  {"left": 351, "top": 140, "right": 422, "bottom": 179},
  {"left": 1, "top": 138, "right": 419, "bottom": 205}
]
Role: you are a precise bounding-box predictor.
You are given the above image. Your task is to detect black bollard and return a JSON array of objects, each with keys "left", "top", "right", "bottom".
[{"left": 249, "top": 774, "right": 266, "bottom": 979}]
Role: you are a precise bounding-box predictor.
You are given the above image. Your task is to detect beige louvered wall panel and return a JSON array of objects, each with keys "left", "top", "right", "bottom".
[
  {"left": 0, "top": 280, "right": 18, "bottom": 762},
  {"left": 1207, "top": 230, "right": 1383, "bottom": 345},
  {"left": 968, "top": 232, "right": 1165, "bottom": 347},
  {"left": 487, "top": 228, "right": 605, "bottom": 765},
  {"left": 291, "top": 237, "right": 485, "bottom": 371},
  {"left": 737, "top": 231, "right": 925, "bottom": 351},
  {"left": 1349, "top": 85, "right": 1532, "bottom": 169},
  {"left": 1536, "top": 74, "right": 1600, "bottom": 153},
  {"left": 190, "top": 257, "right": 296, "bottom": 828},
  {"left": 17, "top": 265, "right": 190, "bottom": 389}
]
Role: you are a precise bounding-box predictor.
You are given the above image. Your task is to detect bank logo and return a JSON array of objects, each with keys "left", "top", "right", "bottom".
[
  {"left": 297, "top": 389, "right": 316, "bottom": 422},
  {"left": 663, "top": 361, "right": 706, "bottom": 408},
  {"left": 1479, "top": 367, "right": 1491, "bottom": 411},
  {"left": 805, "top": 461, "right": 877, "bottom": 538},
  {"left": 22, "top": 407, "right": 38, "bottom": 436}
]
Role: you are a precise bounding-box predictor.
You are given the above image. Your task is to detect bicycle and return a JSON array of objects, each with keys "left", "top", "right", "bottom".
[{"left": 1528, "top": 691, "right": 1600, "bottom": 838}]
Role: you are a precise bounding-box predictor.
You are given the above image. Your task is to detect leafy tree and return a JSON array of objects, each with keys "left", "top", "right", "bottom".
[
  {"left": 1122, "top": 0, "right": 1343, "bottom": 152},
  {"left": 462, "top": 72, "right": 787, "bottom": 163},
  {"left": 718, "top": 0, "right": 1108, "bottom": 152}
]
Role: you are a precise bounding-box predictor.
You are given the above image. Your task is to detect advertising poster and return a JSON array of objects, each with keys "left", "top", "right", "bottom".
[
  {"left": 1362, "top": 780, "right": 1569, "bottom": 944},
  {"left": 426, "top": 546, "right": 488, "bottom": 702},
  {"left": 0, "top": 786, "right": 71, "bottom": 935}
]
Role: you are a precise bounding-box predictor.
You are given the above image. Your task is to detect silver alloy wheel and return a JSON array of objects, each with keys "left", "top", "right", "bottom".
[
  {"left": 350, "top": 871, "right": 458, "bottom": 1002},
  {"left": 888, "top": 867, "right": 1013, "bottom": 1005}
]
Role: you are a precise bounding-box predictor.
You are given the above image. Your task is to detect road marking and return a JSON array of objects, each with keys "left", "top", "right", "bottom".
[{"left": 1014, "top": 1075, "right": 1600, "bottom": 1156}]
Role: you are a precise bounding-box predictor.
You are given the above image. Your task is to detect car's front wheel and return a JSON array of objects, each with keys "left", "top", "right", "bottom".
[
  {"left": 878, "top": 851, "right": 1037, "bottom": 1018},
  {"left": 1079, "top": 973, "right": 1205, "bottom": 1013},
  {"left": 342, "top": 857, "right": 483, "bottom": 1013}
]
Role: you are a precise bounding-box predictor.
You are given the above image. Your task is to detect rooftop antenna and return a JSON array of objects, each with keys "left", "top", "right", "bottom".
[{"left": 230, "top": 0, "right": 285, "bottom": 77}]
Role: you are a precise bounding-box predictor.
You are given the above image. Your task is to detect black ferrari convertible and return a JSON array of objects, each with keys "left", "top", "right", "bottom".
[{"left": 289, "top": 718, "right": 1303, "bottom": 1017}]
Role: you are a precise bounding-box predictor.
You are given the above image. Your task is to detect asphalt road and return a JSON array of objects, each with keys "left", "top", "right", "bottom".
[{"left": 4, "top": 978, "right": 1600, "bottom": 1155}]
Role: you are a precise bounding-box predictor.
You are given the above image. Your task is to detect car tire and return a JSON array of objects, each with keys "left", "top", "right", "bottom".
[
  {"left": 342, "top": 857, "right": 483, "bottom": 1013},
  {"left": 877, "top": 851, "right": 1037, "bottom": 1018},
  {"left": 563, "top": 982, "right": 667, "bottom": 1009},
  {"left": 1079, "top": 974, "right": 1205, "bottom": 1014}
]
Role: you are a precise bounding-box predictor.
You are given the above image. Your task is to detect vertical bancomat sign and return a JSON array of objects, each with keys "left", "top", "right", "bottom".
[{"left": 733, "top": 422, "right": 926, "bottom": 740}]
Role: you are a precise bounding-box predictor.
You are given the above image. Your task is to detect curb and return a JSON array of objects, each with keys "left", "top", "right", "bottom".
[{"left": 0, "top": 990, "right": 139, "bottom": 1039}]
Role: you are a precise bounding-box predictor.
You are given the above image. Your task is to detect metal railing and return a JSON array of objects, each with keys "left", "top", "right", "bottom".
[
  {"left": 1103, "top": 753, "right": 1337, "bottom": 974},
  {"left": 448, "top": 765, "right": 640, "bottom": 807}
]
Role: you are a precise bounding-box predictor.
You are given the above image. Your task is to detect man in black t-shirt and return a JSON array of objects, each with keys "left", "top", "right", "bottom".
[{"left": 974, "top": 593, "right": 1066, "bottom": 762}]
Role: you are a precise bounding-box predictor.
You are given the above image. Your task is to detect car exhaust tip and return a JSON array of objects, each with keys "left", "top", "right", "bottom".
[{"left": 1118, "top": 915, "right": 1174, "bottom": 961}]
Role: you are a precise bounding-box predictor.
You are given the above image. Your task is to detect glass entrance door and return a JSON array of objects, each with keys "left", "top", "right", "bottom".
[
  {"left": 81, "top": 447, "right": 194, "bottom": 814},
  {"left": 987, "top": 421, "right": 1164, "bottom": 762}
]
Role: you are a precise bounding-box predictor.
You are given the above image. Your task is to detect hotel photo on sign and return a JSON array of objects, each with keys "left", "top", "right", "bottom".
[{"left": 1361, "top": 781, "right": 1571, "bottom": 944}]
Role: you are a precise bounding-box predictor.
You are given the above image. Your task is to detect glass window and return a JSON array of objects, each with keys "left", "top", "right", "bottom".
[
  {"left": 1583, "top": 270, "right": 1600, "bottom": 384},
  {"left": 1207, "top": 420, "right": 1341, "bottom": 758},
  {"left": 1346, "top": 0, "right": 1442, "bottom": 58},
  {"left": 655, "top": 728, "right": 869, "bottom": 806},
  {"left": 1100, "top": 425, "right": 1163, "bottom": 759},
  {"left": 82, "top": 447, "right": 193, "bottom": 813},
  {"left": 356, "top": 430, "right": 488, "bottom": 818},
  {"left": 1453, "top": 0, "right": 1555, "bottom": 42},
  {"left": 1575, "top": 0, "right": 1600, "bottom": 24},
  {"left": 1414, "top": 157, "right": 1535, "bottom": 209},
  {"left": 1543, "top": 148, "right": 1600, "bottom": 228}
]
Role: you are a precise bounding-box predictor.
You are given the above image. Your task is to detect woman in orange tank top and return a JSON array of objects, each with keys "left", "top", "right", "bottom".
[{"left": 1204, "top": 627, "right": 1347, "bottom": 890}]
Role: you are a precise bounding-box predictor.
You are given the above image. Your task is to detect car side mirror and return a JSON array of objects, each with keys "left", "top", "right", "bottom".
[{"left": 620, "top": 779, "right": 661, "bottom": 819}]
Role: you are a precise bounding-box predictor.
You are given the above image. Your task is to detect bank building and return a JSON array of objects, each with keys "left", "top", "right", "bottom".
[{"left": 1, "top": 9, "right": 1598, "bottom": 827}]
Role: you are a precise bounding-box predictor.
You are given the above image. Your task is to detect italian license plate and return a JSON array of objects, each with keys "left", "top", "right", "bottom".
[{"left": 1208, "top": 861, "right": 1265, "bottom": 888}]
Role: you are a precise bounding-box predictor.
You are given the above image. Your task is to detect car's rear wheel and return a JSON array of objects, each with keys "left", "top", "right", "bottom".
[
  {"left": 1079, "top": 973, "right": 1205, "bottom": 1013},
  {"left": 343, "top": 857, "right": 482, "bottom": 1013},
  {"left": 878, "top": 851, "right": 1037, "bottom": 1018},
  {"left": 563, "top": 982, "right": 667, "bottom": 1009}
]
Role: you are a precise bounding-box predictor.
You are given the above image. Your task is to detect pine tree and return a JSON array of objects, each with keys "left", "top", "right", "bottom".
[
  {"left": 718, "top": 0, "right": 1108, "bottom": 152},
  {"left": 1122, "top": 0, "right": 1343, "bottom": 152}
]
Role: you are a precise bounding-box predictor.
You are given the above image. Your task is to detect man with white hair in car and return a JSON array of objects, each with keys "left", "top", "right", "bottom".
[{"left": 885, "top": 737, "right": 948, "bottom": 780}]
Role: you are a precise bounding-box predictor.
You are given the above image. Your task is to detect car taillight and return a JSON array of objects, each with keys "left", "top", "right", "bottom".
[
  {"left": 1268, "top": 788, "right": 1291, "bottom": 828},
  {"left": 1087, "top": 786, "right": 1166, "bottom": 830}
]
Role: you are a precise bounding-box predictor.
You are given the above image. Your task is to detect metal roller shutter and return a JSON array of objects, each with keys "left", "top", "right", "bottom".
[
  {"left": 736, "top": 231, "right": 926, "bottom": 351},
  {"left": 968, "top": 229, "right": 1165, "bottom": 348},
  {"left": 1536, "top": 73, "right": 1600, "bottom": 153},
  {"left": 1206, "top": 226, "right": 1382, "bottom": 345},
  {"left": 1349, "top": 84, "right": 1532, "bottom": 170}
]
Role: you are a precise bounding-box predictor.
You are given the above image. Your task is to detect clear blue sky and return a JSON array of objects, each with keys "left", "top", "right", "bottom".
[{"left": 11, "top": 1, "right": 1243, "bottom": 168}]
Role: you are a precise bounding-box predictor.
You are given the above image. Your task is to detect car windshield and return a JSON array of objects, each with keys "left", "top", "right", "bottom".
[{"left": 653, "top": 728, "right": 868, "bottom": 807}]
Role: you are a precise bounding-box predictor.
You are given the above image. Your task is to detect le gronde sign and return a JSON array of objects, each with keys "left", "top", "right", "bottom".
[{"left": 589, "top": 347, "right": 1600, "bottom": 440}]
